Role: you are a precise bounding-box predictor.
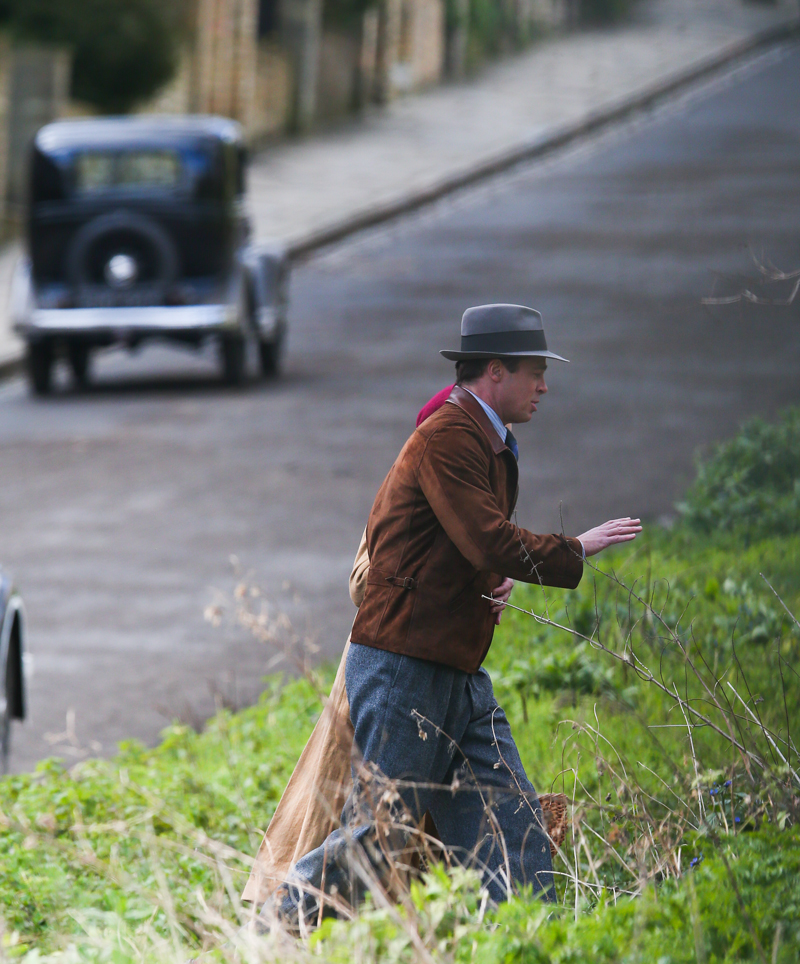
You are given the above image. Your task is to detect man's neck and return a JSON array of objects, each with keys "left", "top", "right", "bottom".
[
  {"left": 461, "top": 386, "right": 508, "bottom": 443},
  {"left": 462, "top": 382, "right": 506, "bottom": 423}
]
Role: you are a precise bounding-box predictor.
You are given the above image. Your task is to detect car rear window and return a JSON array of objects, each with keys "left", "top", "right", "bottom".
[{"left": 74, "top": 150, "right": 182, "bottom": 194}]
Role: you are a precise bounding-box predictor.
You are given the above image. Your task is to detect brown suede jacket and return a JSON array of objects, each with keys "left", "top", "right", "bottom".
[{"left": 350, "top": 386, "right": 584, "bottom": 673}]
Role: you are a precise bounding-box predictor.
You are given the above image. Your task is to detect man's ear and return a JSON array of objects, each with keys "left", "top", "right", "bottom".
[{"left": 488, "top": 359, "right": 505, "bottom": 381}]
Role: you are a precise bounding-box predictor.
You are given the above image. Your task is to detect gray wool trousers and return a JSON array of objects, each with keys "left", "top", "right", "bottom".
[{"left": 273, "top": 641, "right": 554, "bottom": 924}]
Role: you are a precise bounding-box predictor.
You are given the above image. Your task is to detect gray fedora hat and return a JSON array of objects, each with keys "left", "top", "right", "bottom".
[{"left": 440, "top": 304, "right": 569, "bottom": 363}]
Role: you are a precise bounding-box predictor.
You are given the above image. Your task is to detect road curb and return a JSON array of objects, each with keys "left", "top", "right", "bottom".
[{"left": 286, "top": 18, "right": 800, "bottom": 261}]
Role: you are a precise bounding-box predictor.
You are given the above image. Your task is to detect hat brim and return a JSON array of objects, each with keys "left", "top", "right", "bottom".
[{"left": 439, "top": 349, "right": 569, "bottom": 363}]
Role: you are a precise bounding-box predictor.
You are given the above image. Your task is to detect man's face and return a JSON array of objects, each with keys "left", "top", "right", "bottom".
[{"left": 496, "top": 357, "right": 548, "bottom": 424}]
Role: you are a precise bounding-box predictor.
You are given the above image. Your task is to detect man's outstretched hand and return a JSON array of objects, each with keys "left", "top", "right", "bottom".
[{"left": 578, "top": 518, "right": 642, "bottom": 558}]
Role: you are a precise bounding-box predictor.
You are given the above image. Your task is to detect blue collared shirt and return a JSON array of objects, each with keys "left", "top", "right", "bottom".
[{"left": 463, "top": 388, "right": 507, "bottom": 445}]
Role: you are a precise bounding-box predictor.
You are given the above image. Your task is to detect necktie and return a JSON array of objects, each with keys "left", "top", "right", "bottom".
[{"left": 505, "top": 428, "right": 519, "bottom": 461}]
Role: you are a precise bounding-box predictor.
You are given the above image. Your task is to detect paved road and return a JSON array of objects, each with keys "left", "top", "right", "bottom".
[{"left": 2, "top": 43, "right": 799, "bottom": 773}]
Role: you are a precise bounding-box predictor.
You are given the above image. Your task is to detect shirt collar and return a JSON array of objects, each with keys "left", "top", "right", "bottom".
[{"left": 462, "top": 388, "right": 507, "bottom": 444}]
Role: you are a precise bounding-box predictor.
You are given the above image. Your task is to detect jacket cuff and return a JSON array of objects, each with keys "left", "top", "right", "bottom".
[{"left": 565, "top": 536, "right": 585, "bottom": 587}]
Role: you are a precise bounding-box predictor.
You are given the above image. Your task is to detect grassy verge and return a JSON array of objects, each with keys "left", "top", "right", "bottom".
[{"left": 1, "top": 413, "right": 799, "bottom": 961}]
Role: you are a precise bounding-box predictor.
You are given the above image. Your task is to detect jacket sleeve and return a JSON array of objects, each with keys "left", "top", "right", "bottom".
[
  {"left": 416, "top": 424, "right": 583, "bottom": 588},
  {"left": 349, "top": 528, "right": 370, "bottom": 607}
]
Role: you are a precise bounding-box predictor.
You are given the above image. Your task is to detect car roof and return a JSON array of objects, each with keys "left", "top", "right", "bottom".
[{"left": 35, "top": 115, "right": 244, "bottom": 154}]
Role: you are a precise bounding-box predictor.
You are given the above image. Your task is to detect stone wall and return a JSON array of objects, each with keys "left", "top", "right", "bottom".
[
  {"left": 316, "top": 29, "right": 362, "bottom": 120},
  {"left": 136, "top": 0, "right": 446, "bottom": 133},
  {"left": 251, "top": 41, "right": 293, "bottom": 141},
  {"left": 0, "top": 38, "right": 70, "bottom": 238},
  {"left": 136, "top": 0, "right": 293, "bottom": 142},
  {"left": 378, "top": 0, "right": 445, "bottom": 99}
]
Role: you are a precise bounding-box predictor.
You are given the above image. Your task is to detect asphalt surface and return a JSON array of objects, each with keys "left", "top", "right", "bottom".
[{"left": 2, "top": 42, "right": 799, "bottom": 773}]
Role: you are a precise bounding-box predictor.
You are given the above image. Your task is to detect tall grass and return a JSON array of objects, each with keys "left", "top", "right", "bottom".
[{"left": 2, "top": 411, "right": 800, "bottom": 961}]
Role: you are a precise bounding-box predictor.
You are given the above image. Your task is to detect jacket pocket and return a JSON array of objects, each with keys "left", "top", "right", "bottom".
[{"left": 448, "top": 573, "right": 480, "bottom": 614}]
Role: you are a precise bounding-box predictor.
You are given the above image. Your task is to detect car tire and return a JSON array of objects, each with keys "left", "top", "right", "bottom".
[
  {"left": 68, "top": 341, "right": 91, "bottom": 389},
  {"left": 27, "top": 340, "right": 54, "bottom": 396},
  {"left": 220, "top": 332, "right": 246, "bottom": 386},
  {"left": 67, "top": 210, "right": 179, "bottom": 297},
  {"left": 259, "top": 327, "right": 284, "bottom": 378},
  {"left": 0, "top": 654, "right": 12, "bottom": 775},
  {"left": 0, "top": 699, "right": 8, "bottom": 774}
]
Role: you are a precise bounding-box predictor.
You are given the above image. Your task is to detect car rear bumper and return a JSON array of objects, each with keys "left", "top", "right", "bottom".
[{"left": 15, "top": 303, "right": 240, "bottom": 339}]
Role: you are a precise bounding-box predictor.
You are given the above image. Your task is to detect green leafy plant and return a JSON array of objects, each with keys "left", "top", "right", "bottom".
[
  {"left": 678, "top": 407, "right": 800, "bottom": 540},
  {"left": 496, "top": 643, "right": 617, "bottom": 721}
]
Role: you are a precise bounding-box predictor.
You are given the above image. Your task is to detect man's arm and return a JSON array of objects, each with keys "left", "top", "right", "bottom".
[{"left": 417, "top": 425, "right": 583, "bottom": 588}]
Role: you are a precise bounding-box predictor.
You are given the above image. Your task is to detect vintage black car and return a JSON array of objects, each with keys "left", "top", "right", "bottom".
[
  {"left": 0, "top": 568, "right": 26, "bottom": 770},
  {"left": 12, "top": 116, "right": 289, "bottom": 393}
]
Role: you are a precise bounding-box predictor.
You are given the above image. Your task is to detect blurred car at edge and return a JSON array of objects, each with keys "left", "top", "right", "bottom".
[{"left": 0, "top": 567, "right": 26, "bottom": 770}]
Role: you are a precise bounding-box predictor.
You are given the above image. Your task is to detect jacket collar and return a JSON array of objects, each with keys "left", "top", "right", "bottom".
[{"left": 447, "top": 385, "right": 508, "bottom": 456}]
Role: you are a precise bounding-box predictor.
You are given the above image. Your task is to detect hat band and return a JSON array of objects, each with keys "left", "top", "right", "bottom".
[{"left": 460, "top": 329, "right": 547, "bottom": 354}]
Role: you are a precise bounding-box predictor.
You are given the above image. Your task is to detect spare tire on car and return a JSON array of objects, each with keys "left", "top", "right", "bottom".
[{"left": 67, "top": 209, "right": 179, "bottom": 305}]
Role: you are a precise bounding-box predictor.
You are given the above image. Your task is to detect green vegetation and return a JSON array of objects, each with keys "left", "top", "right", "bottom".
[
  {"left": 314, "top": 832, "right": 800, "bottom": 962},
  {"left": 678, "top": 407, "right": 800, "bottom": 541},
  {"left": 322, "top": 0, "right": 377, "bottom": 29},
  {"left": 1, "top": 409, "right": 799, "bottom": 961},
  {"left": 0, "top": 0, "right": 187, "bottom": 113},
  {"left": 443, "top": 0, "right": 636, "bottom": 76}
]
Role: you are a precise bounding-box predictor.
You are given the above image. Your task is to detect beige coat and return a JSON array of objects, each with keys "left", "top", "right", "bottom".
[
  {"left": 241, "top": 533, "right": 369, "bottom": 903},
  {"left": 241, "top": 531, "right": 566, "bottom": 903}
]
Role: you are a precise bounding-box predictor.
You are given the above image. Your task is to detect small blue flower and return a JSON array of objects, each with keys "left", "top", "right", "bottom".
[
  {"left": 735, "top": 817, "right": 741, "bottom": 823},
  {"left": 690, "top": 854, "right": 704, "bottom": 868},
  {"left": 724, "top": 780, "right": 732, "bottom": 788}
]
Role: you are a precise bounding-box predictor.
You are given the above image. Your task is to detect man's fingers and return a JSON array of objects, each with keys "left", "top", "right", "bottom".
[
  {"left": 578, "top": 517, "right": 642, "bottom": 557},
  {"left": 605, "top": 531, "right": 641, "bottom": 545}
]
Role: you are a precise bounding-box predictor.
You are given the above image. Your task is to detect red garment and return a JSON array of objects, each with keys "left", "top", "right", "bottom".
[{"left": 416, "top": 384, "right": 455, "bottom": 427}]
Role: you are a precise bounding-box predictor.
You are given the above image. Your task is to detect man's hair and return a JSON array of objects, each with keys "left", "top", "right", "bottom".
[{"left": 455, "top": 357, "right": 520, "bottom": 385}]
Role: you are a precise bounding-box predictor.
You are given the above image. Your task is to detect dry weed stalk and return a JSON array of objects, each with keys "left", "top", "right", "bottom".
[
  {"left": 702, "top": 249, "right": 800, "bottom": 307},
  {"left": 481, "top": 554, "right": 799, "bottom": 910}
]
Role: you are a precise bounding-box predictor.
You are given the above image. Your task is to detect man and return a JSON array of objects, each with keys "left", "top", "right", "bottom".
[{"left": 264, "top": 303, "right": 640, "bottom": 924}]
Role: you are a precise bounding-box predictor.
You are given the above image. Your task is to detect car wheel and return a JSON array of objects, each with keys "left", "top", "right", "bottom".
[
  {"left": 220, "top": 332, "right": 246, "bottom": 386},
  {"left": 259, "top": 327, "right": 284, "bottom": 378},
  {"left": 67, "top": 210, "right": 179, "bottom": 303},
  {"left": 68, "top": 341, "right": 91, "bottom": 389},
  {"left": 0, "top": 697, "right": 8, "bottom": 773},
  {"left": 0, "top": 659, "right": 10, "bottom": 773},
  {"left": 26, "top": 340, "right": 54, "bottom": 396}
]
